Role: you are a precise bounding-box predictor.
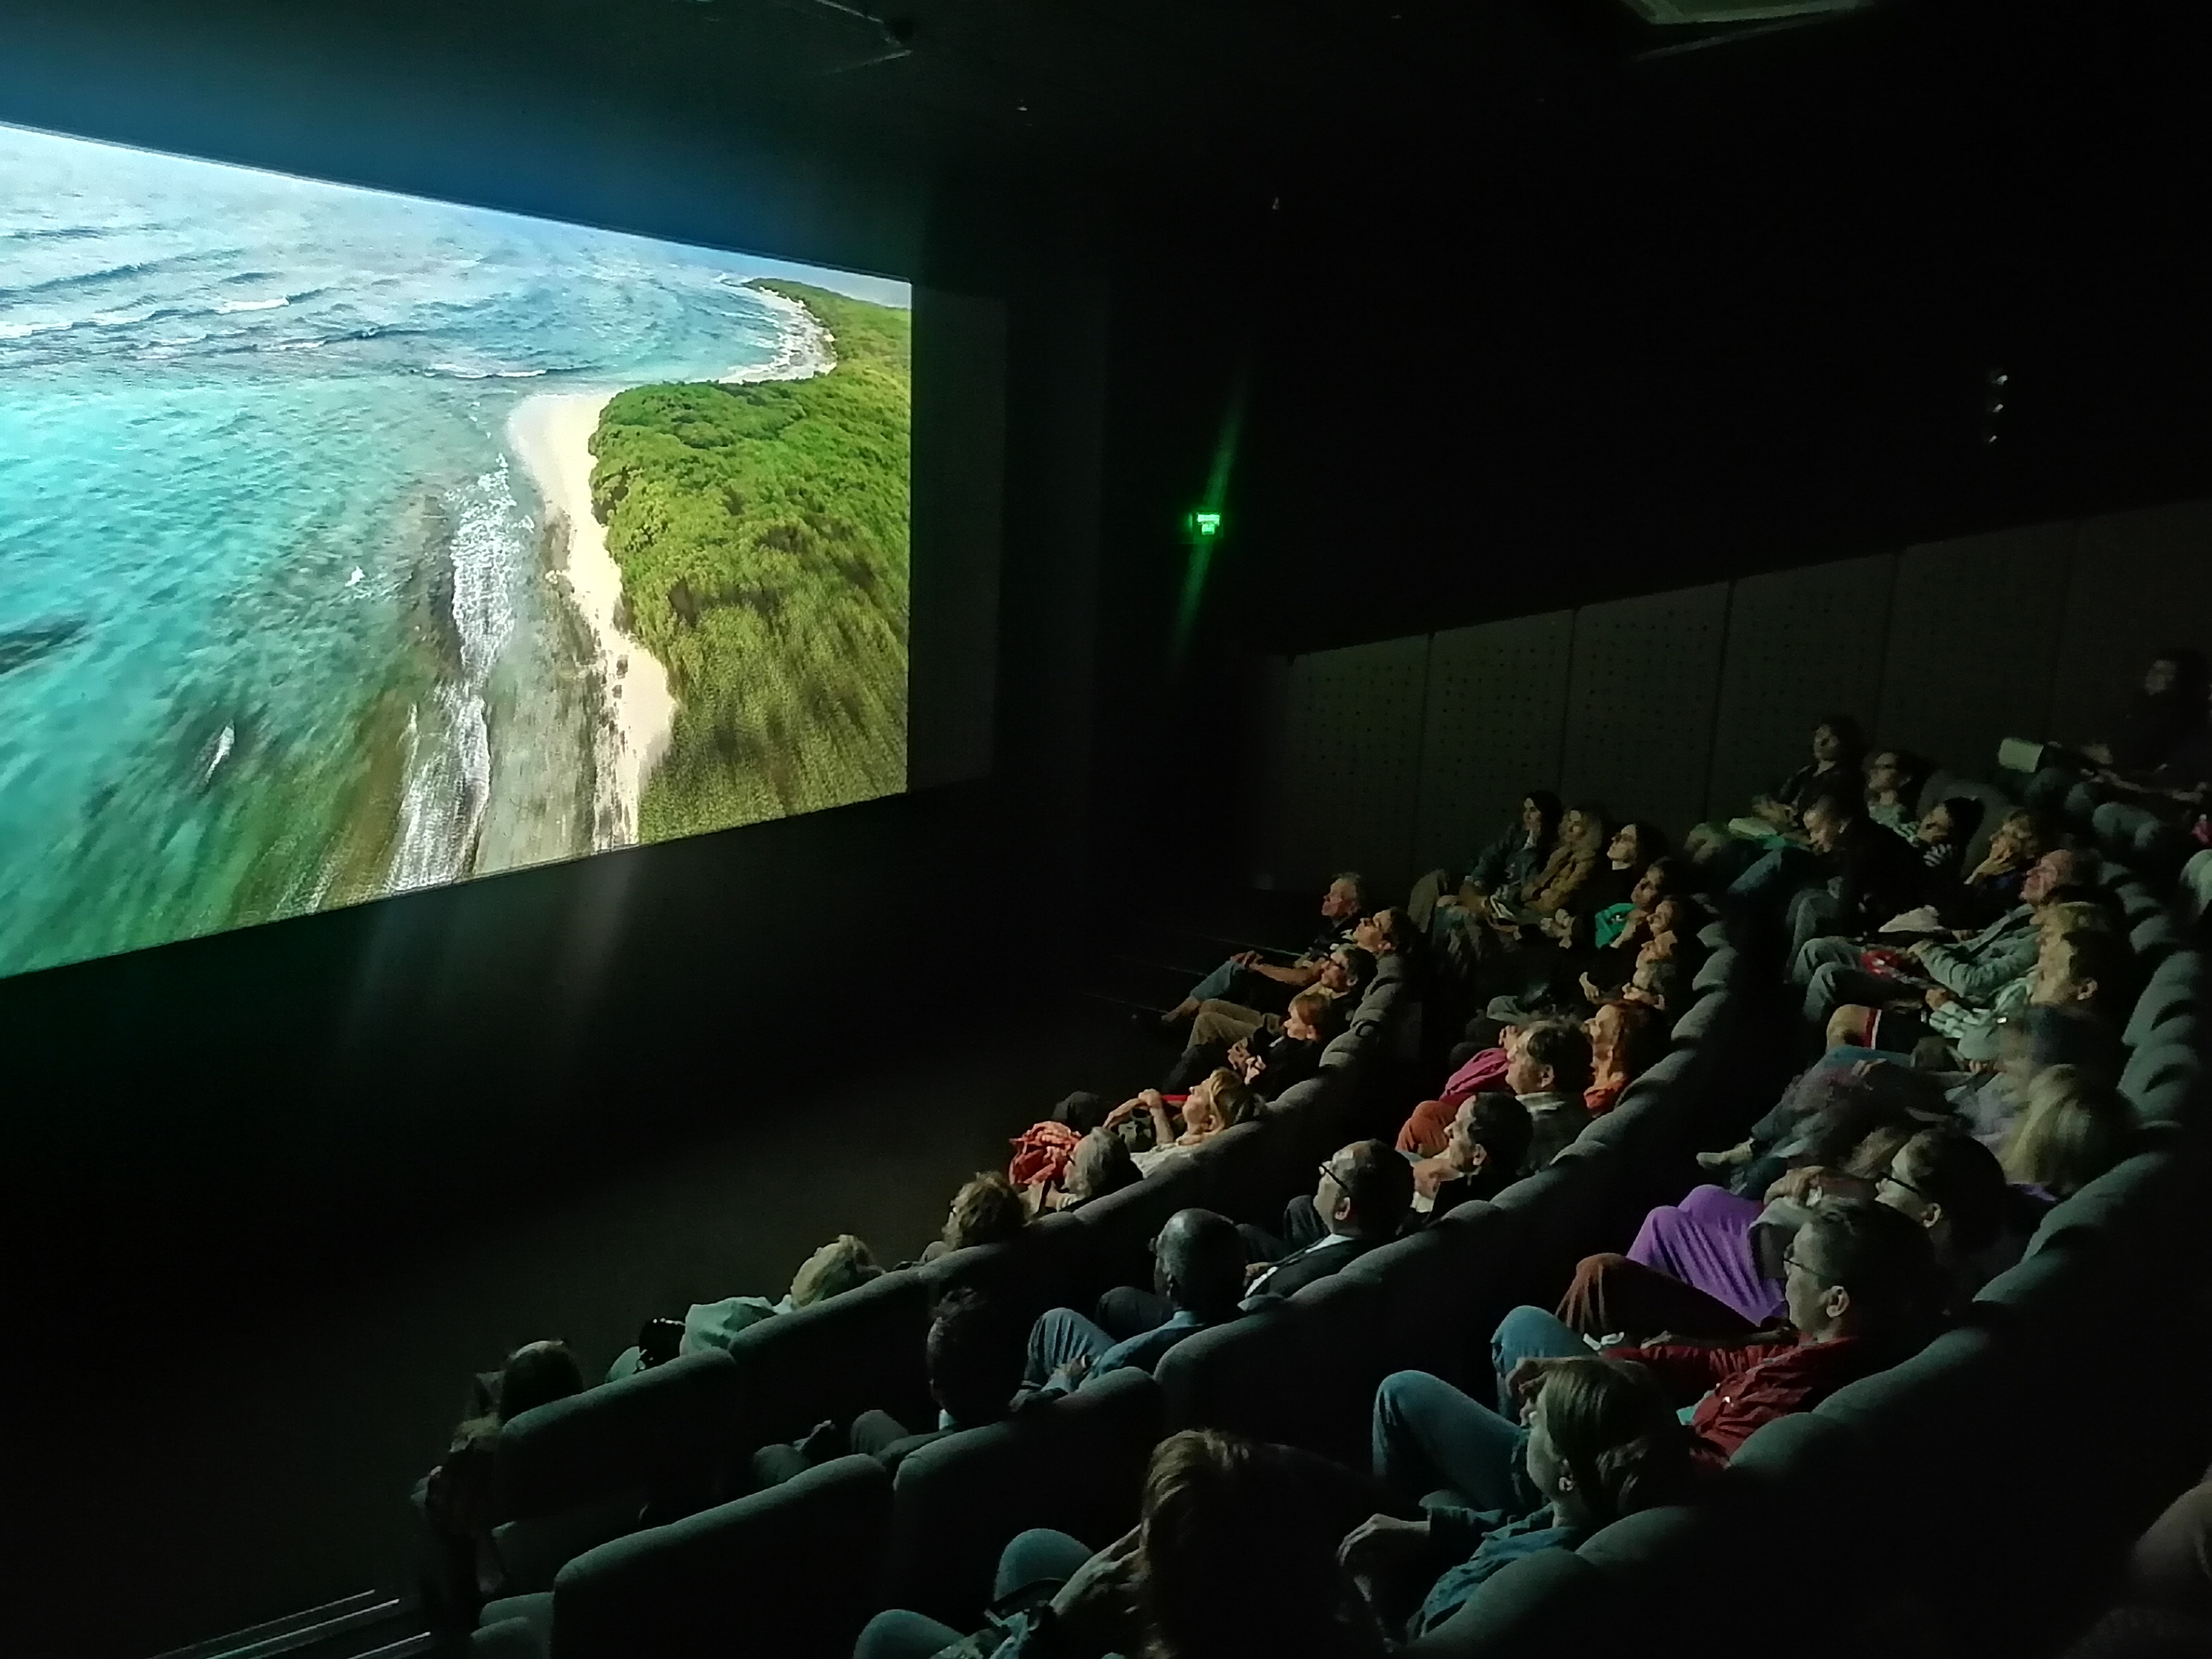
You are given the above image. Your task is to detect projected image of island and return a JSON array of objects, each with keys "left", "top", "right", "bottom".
[{"left": 0, "top": 124, "right": 911, "bottom": 979}]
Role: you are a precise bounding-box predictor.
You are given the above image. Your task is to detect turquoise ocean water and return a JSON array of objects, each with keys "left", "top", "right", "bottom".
[{"left": 0, "top": 123, "right": 902, "bottom": 979}]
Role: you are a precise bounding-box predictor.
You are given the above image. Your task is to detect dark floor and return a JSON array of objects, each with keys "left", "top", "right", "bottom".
[{"left": 12, "top": 898, "right": 1313, "bottom": 1659}]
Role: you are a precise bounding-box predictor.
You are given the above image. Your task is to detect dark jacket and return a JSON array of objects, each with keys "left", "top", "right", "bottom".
[
  {"left": 1827, "top": 818, "right": 1927, "bottom": 934},
  {"left": 1243, "top": 1232, "right": 1382, "bottom": 1300},
  {"left": 1249, "top": 1029, "right": 1324, "bottom": 1099}
]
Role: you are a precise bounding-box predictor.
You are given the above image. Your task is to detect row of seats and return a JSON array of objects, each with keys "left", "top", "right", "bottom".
[{"left": 470, "top": 779, "right": 2209, "bottom": 1659}]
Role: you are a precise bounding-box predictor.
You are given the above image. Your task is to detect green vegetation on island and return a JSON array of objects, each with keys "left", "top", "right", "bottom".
[{"left": 590, "top": 280, "right": 910, "bottom": 840}]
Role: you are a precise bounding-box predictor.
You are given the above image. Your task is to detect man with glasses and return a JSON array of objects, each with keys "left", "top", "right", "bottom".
[
  {"left": 1241, "top": 1141, "right": 1415, "bottom": 1300},
  {"left": 1374, "top": 1198, "right": 1936, "bottom": 1498}
]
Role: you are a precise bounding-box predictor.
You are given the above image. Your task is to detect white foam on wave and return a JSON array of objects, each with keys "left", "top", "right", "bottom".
[
  {"left": 720, "top": 285, "right": 836, "bottom": 386},
  {"left": 217, "top": 296, "right": 289, "bottom": 314},
  {"left": 0, "top": 318, "right": 72, "bottom": 340},
  {"left": 426, "top": 361, "right": 550, "bottom": 380},
  {"left": 384, "top": 461, "right": 524, "bottom": 895}
]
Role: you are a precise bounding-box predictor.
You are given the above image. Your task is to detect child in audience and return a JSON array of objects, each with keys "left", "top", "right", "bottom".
[{"left": 1340, "top": 1355, "right": 1689, "bottom": 1641}]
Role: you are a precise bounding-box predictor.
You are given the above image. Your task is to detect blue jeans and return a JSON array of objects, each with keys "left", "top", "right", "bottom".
[
  {"left": 1488, "top": 1305, "right": 1599, "bottom": 1415},
  {"left": 855, "top": 1530, "right": 1097, "bottom": 1659},
  {"left": 1372, "top": 1369, "right": 1541, "bottom": 1515},
  {"left": 1187, "top": 958, "right": 1246, "bottom": 1004},
  {"left": 1727, "top": 844, "right": 1819, "bottom": 912},
  {"left": 1025, "top": 1307, "right": 1117, "bottom": 1387}
]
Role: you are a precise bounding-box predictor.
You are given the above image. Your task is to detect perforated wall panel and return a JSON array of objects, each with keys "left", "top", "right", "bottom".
[
  {"left": 2044, "top": 501, "right": 2212, "bottom": 748},
  {"left": 1705, "top": 554, "right": 1897, "bottom": 819},
  {"left": 1875, "top": 524, "right": 2074, "bottom": 780},
  {"left": 1558, "top": 584, "right": 1729, "bottom": 838},
  {"left": 1275, "top": 635, "right": 1431, "bottom": 896},
  {"left": 1410, "top": 611, "right": 1574, "bottom": 875}
]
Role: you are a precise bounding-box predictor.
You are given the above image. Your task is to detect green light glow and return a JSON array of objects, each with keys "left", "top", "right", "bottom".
[{"left": 1192, "top": 510, "right": 1223, "bottom": 536}]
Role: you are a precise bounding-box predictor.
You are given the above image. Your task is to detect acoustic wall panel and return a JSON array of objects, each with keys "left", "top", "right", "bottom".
[
  {"left": 2044, "top": 500, "right": 2212, "bottom": 748},
  {"left": 1274, "top": 635, "right": 1431, "bottom": 897},
  {"left": 1876, "top": 523, "right": 2075, "bottom": 781},
  {"left": 1705, "top": 554, "right": 1897, "bottom": 819},
  {"left": 1410, "top": 611, "right": 1574, "bottom": 876},
  {"left": 1558, "top": 584, "right": 1729, "bottom": 840}
]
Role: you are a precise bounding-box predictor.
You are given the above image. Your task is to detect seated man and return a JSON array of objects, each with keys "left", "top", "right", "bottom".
[
  {"left": 1165, "top": 988, "right": 1330, "bottom": 1097},
  {"left": 1021, "top": 1208, "right": 1247, "bottom": 1397},
  {"left": 1230, "top": 1140, "right": 1416, "bottom": 1302},
  {"left": 1778, "top": 789, "right": 1927, "bottom": 962},
  {"left": 1408, "top": 1092, "right": 1534, "bottom": 1214},
  {"left": 1374, "top": 1199, "right": 1935, "bottom": 1517},
  {"left": 1147, "top": 872, "right": 1365, "bottom": 1031},
  {"left": 1508, "top": 1017, "right": 1596, "bottom": 1172},
  {"left": 606, "top": 1233, "right": 883, "bottom": 1380},
  {"left": 1409, "top": 790, "right": 1564, "bottom": 943},
  {"left": 1794, "top": 845, "right": 2095, "bottom": 1023},
  {"left": 751, "top": 1288, "right": 1026, "bottom": 1486}
]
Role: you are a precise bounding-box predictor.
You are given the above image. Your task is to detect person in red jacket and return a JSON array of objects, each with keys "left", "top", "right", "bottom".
[{"left": 1369, "top": 1199, "right": 1937, "bottom": 1516}]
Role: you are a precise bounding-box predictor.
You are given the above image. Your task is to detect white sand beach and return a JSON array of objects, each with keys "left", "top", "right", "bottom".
[{"left": 508, "top": 391, "right": 675, "bottom": 848}]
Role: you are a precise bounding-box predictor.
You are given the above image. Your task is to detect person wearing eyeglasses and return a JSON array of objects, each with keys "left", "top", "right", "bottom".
[
  {"left": 1239, "top": 1142, "right": 1415, "bottom": 1302},
  {"left": 1382, "top": 1197, "right": 1938, "bottom": 1486}
]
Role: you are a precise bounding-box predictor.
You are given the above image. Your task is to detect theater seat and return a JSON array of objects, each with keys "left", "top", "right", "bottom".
[
  {"left": 1343, "top": 1202, "right": 1526, "bottom": 1388},
  {"left": 918, "top": 1210, "right": 1092, "bottom": 1329},
  {"left": 1071, "top": 1154, "right": 1208, "bottom": 1300},
  {"left": 548, "top": 1453, "right": 893, "bottom": 1659},
  {"left": 881, "top": 1369, "right": 1164, "bottom": 1626},
  {"left": 724, "top": 1269, "right": 933, "bottom": 1457},
  {"left": 488, "top": 1350, "right": 741, "bottom": 1589},
  {"left": 2127, "top": 913, "right": 2184, "bottom": 973},
  {"left": 1691, "top": 949, "right": 1736, "bottom": 995},
  {"left": 2123, "top": 950, "right": 2204, "bottom": 1047},
  {"left": 1155, "top": 1273, "right": 1385, "bottom": 1464}
]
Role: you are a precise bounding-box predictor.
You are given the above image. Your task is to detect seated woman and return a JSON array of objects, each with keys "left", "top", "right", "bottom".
[
  {"left": 1999, "top": 1062, "right": 2136, "bottom": 1202},
  {"left": 608, "top": 1235, "right": 885, "bottom": 1380},
  {"left": 1105, "top": 1068, "right": 1261, "bottom": 1175},
  {"left": 1411, "top": 790, "right": 1563, "bottom": 949},
  {"left": 920, "top": 1172, "right": 1029, "bottom": 1262},
  {"left": 1397, "top": 1023, "right": 1534, "bottom": 1156},
  {"left": 417, "top": 1340, "right": 586, "bottom": 1618},
  {"left": 856, "top": 1428, "right": 1383, "bottom": 1659},
  {"left": 1582, "top": 998, "right": 1667, "bottom": 1115},
  {"left": 1342, "top": 1356, "right": 1689, "bottom": 1643},
  {"left": 1166, "top": 989, "right": 1329, "bottom": 1097},
  {"left": 1864, "top": 749, "right": 1929, "bottom": 838},
  {"left": 1572, "top": 884, "right": 1696, "bottom": 1006}
]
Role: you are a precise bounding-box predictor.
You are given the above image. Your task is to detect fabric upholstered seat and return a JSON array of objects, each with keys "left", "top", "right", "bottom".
[
  {"left": 1155, "top": 1273, "right": 1386, "bottom": 1463},
  {"left": 1071, "top": 1153, "right": 1208, "bottom": 1300},
  {"left": 881, "top": 1369, "right": 1164, "bottom": 1626},
  {"left": 917, "top": 1210, "right": 1093, "bottom": 1329},
  {"left": 547, "top": 1453, "right": 893, "bottom": 1659},
  {"left": 724, "top": 1269, "right": 933, "bottom": 1454},
  {"left": 1344, "top": 1202, "right": 1525, "bottom": 1388}
]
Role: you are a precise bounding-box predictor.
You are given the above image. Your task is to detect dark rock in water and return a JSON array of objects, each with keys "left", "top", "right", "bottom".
[{"left": 0, "top": 618, "right": 87, "bottom": 676}]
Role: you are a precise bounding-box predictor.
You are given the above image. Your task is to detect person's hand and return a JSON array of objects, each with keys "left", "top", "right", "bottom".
[
  {"left": 2082, "top": 742, "right": 2114, "bottom": 767},
  {"left": 1104, "top": 1094, "right": 1144, "bottom": 1128},
  {"left": 1231, "top": 949, "right": 1262, "bottom": 968},
  {"left": 1923, "top": 987, "right": 1953, "bottom": 1010},
  {"left": 1578, "top": 971, "right": 1603, "bottom": 1004},
  {"left": 1227, "top": 1038, "right": 1252, "bottom": 1065},
  {"left": 1904, "top": 939, "right": 1931, "bottom": 960},
  {"left": 1050, "top": 1351, "right": 1093, "bottom": 1391},
  {"left": 1337, "top": 1514, "right": 1433, "bottom": 1581},
  {"left": 1504, "top": 1354, "right": 1570, "bottom": 1408},
  {"left": 1048, "top": 1525, "right": 1143, "bottom": 1646},
  {"left": 1410, "top": 1155, "right": 1455, "bottom": 1197},
  {"left": 1244, "top": 1258, "right": 1271, "bottom": 1283},
  {"left": 1767, "top": 1165, "right": 1831, "bottom": 1204}
]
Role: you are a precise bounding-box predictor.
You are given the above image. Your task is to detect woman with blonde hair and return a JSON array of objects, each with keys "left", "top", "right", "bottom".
[
  {"left": 2001, "top": 1063, "right": 2137, "bottom": 1200},
  {"left": 1105, "top": 1069, "right": 1260, "bottom": 1175},
  {"left": 1345, "top": 1355, "right": 1689, "bottom": 1639}
]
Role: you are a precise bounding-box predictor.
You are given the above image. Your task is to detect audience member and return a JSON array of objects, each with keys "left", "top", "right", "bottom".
[
  {"left": 1778, "top": 789, "right": 1928, "bottom": 960},
  {"left": 1505, "top": 1018, "right": 1595, "bottom": 1171},
  {"left": 920, "top": 1172, "right": 1029, "bottom": 1262},
  {"left": 2027, "top": 647, "right": 2211, "bottom": 814},
  {"left": 1945, "top": 806, "right": 2046, "bottom": 928},
  {"left": 752, "top": 1287, "right": 1027, "bottom": 1486},
  {"left": 1056, "top": 1128, "right": 1142, "bottom": 1210},
  {"left": 1233, "top": 1140, "right": 1415, "bottom": 1299},
  {"left": 1410, "top": 791, "right": 1563, "bottom": 951},
  {"left": 1178, "top": 943, "right": 1374, "bottom": 1060},
  {"left": 609, "top": 1233, "right": 885, "bottom": 1380},
  {"left": 1023, "top": 1208, "right": 1249, "bottom": 1396},
  {"left": 1582, "top": 998, "right": 1667, "bottom": 1115},
  {"left": 417, "top": 1340, "right": 586, "bottom": 1615},
  {"left": 1488, "top": 1197, "right": 1940, "bottom": 1463},
  {"left": 857, "top": 1429, "right": 1384, "bottom": 1659},
  {"left": 1407, "top": 1092, "right": 1534, "bottom": 1214},
  {"left": 1343, "top": 1355, "right": 1688, "bottom": 1641},
  {"left": 1864, "top": 749, "right": 1926, "bottom": 838},
  {"left": 1151, "top": 872, "right": 1366, "bottom": 1031},
  {"left": 1462, "top": 805, "right": 1608, "bottom": 985},
  {"left": 1104, "top": 1069, "right": 1258, "bottom": 1175},
  {"left": 1999, "top": 1063, "right": 2136, "bottom": 1200},
  {"left": 1167, "top": 987, "right": 1330, "bottom": 1096}
]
